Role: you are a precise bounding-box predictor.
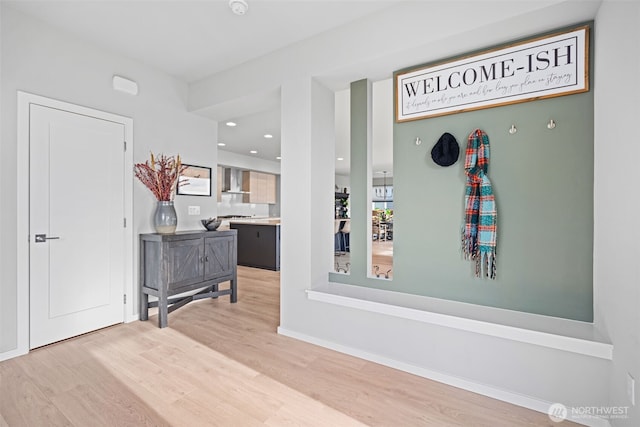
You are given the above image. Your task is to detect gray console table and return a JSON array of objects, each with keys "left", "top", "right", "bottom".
[{"left": 139, "top": 229, "right": 237, "bottom": 328}]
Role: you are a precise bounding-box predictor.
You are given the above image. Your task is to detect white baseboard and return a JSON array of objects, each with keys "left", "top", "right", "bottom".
[
  {"left": 125, "top": 313, "right": 140, "bottom": 323},
  {"left": 0, "top": 347, "right": 28, "bottom": 363},
  {"left": 277, "top": 326, "right": 611, "bottom": 427}
]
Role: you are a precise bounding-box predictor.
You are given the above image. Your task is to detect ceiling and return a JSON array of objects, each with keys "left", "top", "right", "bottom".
[
  {"left": 5, "top": 0, "right": 602, "bottom": 176},
  {"left": 5, "top": 0, "right": 402, "bottom": 173},
  {"left": 5, "top": 0, "right": 401, "bottom": 83}
]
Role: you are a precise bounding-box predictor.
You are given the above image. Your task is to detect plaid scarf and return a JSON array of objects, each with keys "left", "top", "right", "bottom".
[{"left": 462, "top": 129, "right": 497, "bottom": 279}]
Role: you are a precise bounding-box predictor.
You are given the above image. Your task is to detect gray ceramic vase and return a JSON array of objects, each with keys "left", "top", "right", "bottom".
[{"left": 154, "top": 201, "right": 177, "bottom": 234}]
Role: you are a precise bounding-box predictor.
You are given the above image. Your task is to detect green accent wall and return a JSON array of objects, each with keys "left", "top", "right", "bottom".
[
  {"left": 392, "top": 92, "right": 594, "bottom": 321},
  {"left": 345, "top": 79, "right": 370, "bottom": 279},
  {"left": 331, "top": 26, "right": 595, "bottom": 322}
]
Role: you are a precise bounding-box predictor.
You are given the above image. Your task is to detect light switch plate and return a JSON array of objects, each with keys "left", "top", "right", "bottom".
[{"left": 188, "top": 206, "right": 200, "bottom": 215}]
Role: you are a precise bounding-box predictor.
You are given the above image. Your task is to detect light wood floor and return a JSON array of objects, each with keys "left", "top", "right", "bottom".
[
  {"left": 335, "top": 240, "right": 394, "bottom": 278},
  {"left": 0, "top": 266, "right": 569, "bottom": 426}
]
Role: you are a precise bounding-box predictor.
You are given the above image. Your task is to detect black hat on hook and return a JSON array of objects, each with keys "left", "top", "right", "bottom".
[{"left": 431, "top": 132, "right": 460, "bottom": 167}]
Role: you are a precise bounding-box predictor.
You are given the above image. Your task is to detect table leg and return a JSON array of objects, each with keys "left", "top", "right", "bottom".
[
  {"left": 230, "top": 277, "right": 238, "bottom": 303},
  {"left": 158, "top": 287, "right": 168, "bottom": 328},
  {"left": 140, "top": 290, "right": 149, "bottom": 321}
]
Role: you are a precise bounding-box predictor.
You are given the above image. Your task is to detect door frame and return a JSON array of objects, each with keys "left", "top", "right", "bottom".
[{"left": 15, "top": 91, "right": 134, "bottom": 357}]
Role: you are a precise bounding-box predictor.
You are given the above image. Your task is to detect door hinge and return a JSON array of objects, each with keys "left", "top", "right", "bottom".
[
  {"left": 124, "top": 140, "right": 127, "bottom": 151},
  {"left": 123, "top": 217, "right": 127, "bottom": 228},
  {"left": 123, "top": 294, "right": 127, "bottom": 304}
]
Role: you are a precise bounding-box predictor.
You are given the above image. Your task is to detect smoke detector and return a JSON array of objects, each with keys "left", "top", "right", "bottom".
[{"left": 229, "top": 0, "right": 248, "bottom": 15}]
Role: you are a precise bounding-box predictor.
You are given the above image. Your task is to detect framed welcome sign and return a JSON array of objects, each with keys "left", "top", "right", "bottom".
[{"left": 395, "top": 25, "right": 589, "bottom": 122}]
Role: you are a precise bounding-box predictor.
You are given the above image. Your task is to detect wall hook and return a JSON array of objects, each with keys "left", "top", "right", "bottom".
[
  {"left": 509, "top": 124, "right": 517, "bottom": 135},
  {"left": 415, "top": 137, "right": 422, "bottom": 146},
  {"left": 547, "top": 119, "right": 556, "bottom": 129}
]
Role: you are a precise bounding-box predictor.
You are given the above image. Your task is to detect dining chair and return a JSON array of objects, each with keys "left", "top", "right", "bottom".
[
  {"left": 372, "top": 215, "right": 380, "bottom": 240},
  {"left": 341, "top": 219, "right": 351, "bottom": 252},
  {"left": 334, "top": 219, "right": 343, "bottom": 255}
]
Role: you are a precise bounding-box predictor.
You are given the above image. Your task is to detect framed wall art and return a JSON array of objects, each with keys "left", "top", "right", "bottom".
[{"left": 177, "top": 164, "right": 212, "bottom": 196}]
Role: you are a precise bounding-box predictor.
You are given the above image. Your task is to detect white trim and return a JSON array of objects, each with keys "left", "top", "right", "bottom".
[
  {"left": 0, "top": 347, "right": 29, "bottom": 363},
  {"left": 277, "top": 326, "right": 611, "bottom": 427},
  {"left": 307, "top": 284, "right": 612, "bottom": 360},
  {"left": 15, "top": 91, "right": 134, "bottom": 356},
  {"left": 125, "top": 313, "right": 140, "bottom": 323},
  {"left": 122, "top": 113, "right": 135, "bottom": 325},
  {"left": 16, "top": 92, "right": 31, "bottom": 358}
]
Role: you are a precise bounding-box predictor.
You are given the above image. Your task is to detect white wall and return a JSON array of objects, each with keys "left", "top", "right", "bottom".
[
  {"left": 280, "top": 77, "right": 335, "bottom": 328},
  {"left": 0, "top": 6, "right": 218, "bottom": 355},
  {"left": 0, "top": 2, "right": 8, "bottom": 354},
  {"left": 334, "top": 174, "right": 350, "bottom": 194},
  {"left": 217, "top": 149, "right": 281, "bottom": 175},
  {"left": 593, "top": 2, "right": 640, "bottom": 425}
]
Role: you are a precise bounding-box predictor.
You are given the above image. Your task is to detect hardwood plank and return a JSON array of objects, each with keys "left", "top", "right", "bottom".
[
  {"left": 0, "top": 265, "right": 575, "bottom": 426},
  {"left": 0, "top": 358, "right": 73, "bottom": 426},
  {"left": 167, "top": 392, "right": 263, "bottom": 427},
  {"left": 168, "top": 266, "right": 570, "bottom": 427},
  {"left": 14, "top": 346, "right": 85, "bottom": 399},
  {"left": 264, "top": 403, "right": 366, "bottom": 427},
  {"left": 51, "top": 382, "right": 169, "bottom": 427},
  {"left": 87, "top": 332, "right": 200, "bottom": 406}
]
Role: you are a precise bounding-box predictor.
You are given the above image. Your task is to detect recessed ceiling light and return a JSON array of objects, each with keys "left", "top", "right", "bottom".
[
  {"left": 276, "top": 156, "right": 281, "bottom": 160},
  {"left": 264, "top": 134, "right": 273, "bottom": 139},
  {"left": 226, "top": 121, "right": 237, "bottom": 127},
  {"left": 217, "top": 142, "right": 226, "bottom": 147},
  {"left": 337, "top": 157, "right": 344, "bottom": 161},
  {"left": 250, "top": 150, "right": 258, "bottom": 154}
]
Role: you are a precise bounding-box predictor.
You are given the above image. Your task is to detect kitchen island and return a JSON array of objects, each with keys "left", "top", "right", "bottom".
[{"left": 229, "top": 218, "right": 280, "bottom": 271}]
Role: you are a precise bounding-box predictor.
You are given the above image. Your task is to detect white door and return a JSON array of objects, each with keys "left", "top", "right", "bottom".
[{"left": 29, "top": 104, "right": 125, "bottom": 349}]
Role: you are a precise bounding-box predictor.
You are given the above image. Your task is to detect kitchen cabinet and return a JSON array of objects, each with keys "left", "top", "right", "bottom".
[
  {"left": 265, "top": 173, "right": 276, "bottom": 203},
  {"left": 139, "top": 230, "right": 237, "bottom": 328},
  {"left": 242, "top": 171, "right": 276, "bottom": 204},
  {"left": 231, "top": 223, "right": 280, "bottom": 271}
]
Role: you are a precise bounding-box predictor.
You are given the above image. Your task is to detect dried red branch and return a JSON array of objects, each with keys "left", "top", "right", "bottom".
[{"left": 134, "top": 152, "right": 188, "bottom": 201}]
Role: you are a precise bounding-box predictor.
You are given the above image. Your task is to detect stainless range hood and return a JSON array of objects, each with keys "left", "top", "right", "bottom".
[{"left": 221, "top": 167, "right": 250, "bottom": 194}]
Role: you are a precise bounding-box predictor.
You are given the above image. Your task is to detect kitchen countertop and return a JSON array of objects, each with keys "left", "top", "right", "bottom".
[
  {"left": 219, "top": 217, "right": 280, "bottom": 230},
  {"left": 230, "top": 218, "right": 280, "bottom": 225}
]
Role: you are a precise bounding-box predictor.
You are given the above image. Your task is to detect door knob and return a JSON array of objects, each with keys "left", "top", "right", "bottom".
[{"left": 35, "top": 234, "right": 60, "bottom": 243}]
